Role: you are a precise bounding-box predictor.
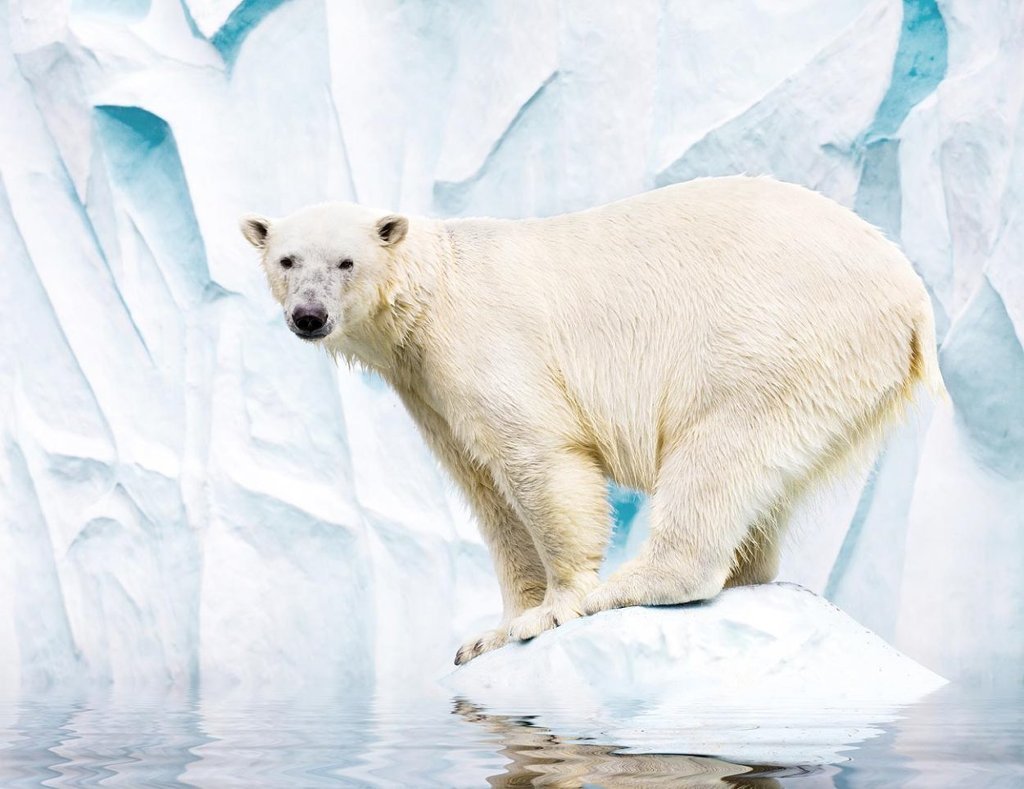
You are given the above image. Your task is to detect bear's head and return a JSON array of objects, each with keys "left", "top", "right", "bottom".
[{"left": 239, "top": 203, "right": 409, "bottom": 346}]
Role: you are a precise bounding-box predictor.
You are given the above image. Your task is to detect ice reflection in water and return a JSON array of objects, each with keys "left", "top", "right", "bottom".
[
  {"left": 0, "top": 688, "right": 1020, "bottom": 786},
  {"left": 0, "top": 695, "right": 804, "bottom": 786},
  {"left": 452, "top": 699, "right": 803, "bottom": 787}
]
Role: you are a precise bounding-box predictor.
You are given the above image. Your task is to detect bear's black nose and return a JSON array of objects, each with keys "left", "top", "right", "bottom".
[{"left": 292, "top": 304, "right": 328, "bottom": 334}]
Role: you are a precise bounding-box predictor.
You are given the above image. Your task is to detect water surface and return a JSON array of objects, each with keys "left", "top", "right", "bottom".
[{"left": 0, "top": 686, "right": 1020, "bottom": 786}]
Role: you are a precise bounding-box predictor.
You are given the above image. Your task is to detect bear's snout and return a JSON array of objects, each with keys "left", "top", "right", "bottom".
[{"left": 291, "top": 303, "right": 329, "bottom": 338}]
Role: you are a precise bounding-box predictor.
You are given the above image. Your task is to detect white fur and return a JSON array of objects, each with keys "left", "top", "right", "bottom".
[{"left": 241, "top": 176, "right": 943, "bottom": 665}]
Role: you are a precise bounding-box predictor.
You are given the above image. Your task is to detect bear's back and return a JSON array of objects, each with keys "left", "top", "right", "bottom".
[{"left": 432, "top": 176, "right": 933, "bottom": 491}]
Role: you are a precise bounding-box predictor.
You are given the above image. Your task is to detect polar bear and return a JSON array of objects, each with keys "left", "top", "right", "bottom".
[{"left": 240, "top": 176, "right": 943, "bottom": 665}]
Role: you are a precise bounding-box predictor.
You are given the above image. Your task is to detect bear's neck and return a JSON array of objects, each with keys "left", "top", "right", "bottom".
[{"left": 334, "top": 218, "right": 450, "bottom": 385}]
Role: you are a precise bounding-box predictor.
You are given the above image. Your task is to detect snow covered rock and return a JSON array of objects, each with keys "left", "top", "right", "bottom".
[
  {"left": 448, "top": 583, "right": 946, "bottom": 708},
  {"left": 446, "top": 583, "right": 946, "bottom": 765}
]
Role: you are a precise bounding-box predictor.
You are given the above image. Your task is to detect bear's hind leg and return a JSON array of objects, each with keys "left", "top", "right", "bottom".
[
  {"left": 724, "top": 505, "right": 787, "bottom": 588},
  {"left": 583, "top": 409, "right": 785, "bottom": 615}
]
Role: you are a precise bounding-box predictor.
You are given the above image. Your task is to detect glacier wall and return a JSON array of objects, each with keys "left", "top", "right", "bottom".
[{"left": 0, "top": 0, "right": 1020, "bottom": 693}]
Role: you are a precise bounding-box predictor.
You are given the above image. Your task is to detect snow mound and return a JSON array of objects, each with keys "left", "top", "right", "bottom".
[
  {"left": 448, "top": 583, "right": 945, "bottom": 708},
  {"left": 446, "top": 583, "right": 946, "bottom": 765}
]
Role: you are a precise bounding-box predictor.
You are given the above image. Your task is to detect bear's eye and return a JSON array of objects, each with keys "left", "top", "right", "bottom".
[
  {"left": 280, "top": 257, "right": 294, "bottom": 269},
  {"left": 338, "top": 258, "right": 354, "bottom": 271}
]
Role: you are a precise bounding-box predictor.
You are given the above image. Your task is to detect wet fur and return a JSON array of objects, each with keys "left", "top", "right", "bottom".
[{"left": 241, "top": 176, "right": 944, "bottom": 665}]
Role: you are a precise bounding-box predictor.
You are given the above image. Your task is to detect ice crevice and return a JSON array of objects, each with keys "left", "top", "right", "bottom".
[
  {"left": 433, "top": 69, "right": 560, "bottom": 216},
  {"left": 853, "top": 0, "right": 948, "bottom": 239},
  {"left": 210, "top": 0, "right": 289, "bottom": 69}
]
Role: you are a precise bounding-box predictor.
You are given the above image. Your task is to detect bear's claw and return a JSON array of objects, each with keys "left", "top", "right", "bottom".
[{"left": 454, "top": 627, "right": 509, "bottom": 665}]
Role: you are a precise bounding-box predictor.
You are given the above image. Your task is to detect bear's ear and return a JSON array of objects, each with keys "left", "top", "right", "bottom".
[
  {"left": 240, "top": 214, "right": 272, "bottom": 249},
  {"left": 375, "top": 214, "right": 408, "bottom": 247}
]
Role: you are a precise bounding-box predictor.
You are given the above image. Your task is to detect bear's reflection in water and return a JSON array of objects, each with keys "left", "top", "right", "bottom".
[{"left": 453, "top": 700, "right": 803, "bottom": 788}]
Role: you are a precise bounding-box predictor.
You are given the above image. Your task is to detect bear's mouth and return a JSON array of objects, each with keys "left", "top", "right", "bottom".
[{"left": 289, "top": 322, "right": 333, "bottom": 341}]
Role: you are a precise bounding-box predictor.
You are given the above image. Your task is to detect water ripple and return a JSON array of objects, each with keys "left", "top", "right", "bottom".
[{"left": 0, "top": 688, "right": 1020, "bottom": 787}]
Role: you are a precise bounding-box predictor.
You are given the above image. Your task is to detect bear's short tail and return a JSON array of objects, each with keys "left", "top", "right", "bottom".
[{"left": 905, "top": 297, "right": 946, "bottom": 402}]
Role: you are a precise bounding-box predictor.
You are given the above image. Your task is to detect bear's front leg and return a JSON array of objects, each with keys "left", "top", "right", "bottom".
[
  {"left": 396, "top": 392, "right": 549, "bottom": 665},
  {"left": 500, "top": 447, "right": 611, "bottom": 642},
  {"left": 450, "top": 468, "right": 547, "bottom": 666},
  {"left": 453, "top": 501, "right": 547, "bottom": 664}
]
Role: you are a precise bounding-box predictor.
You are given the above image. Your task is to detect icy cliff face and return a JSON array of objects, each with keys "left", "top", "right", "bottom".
[{"left": 0, "top": 0, "right": 1020, "bottom": 693}]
